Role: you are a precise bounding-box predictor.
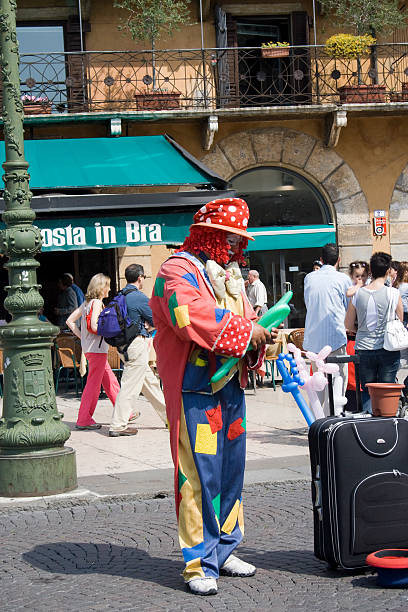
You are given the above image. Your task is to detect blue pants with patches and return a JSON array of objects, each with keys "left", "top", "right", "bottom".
[{"left": 179, "top": 375, "right": 246, "bottom": 580}]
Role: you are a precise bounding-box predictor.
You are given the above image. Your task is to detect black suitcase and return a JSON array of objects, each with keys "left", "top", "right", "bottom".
[{"left": 309, "top": 416, "right": 408, "bottom": 569}]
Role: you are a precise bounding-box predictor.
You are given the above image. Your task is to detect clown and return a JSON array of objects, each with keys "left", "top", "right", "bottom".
[{"left": 150, "top": 198, "right": 278, "bottom": 595}]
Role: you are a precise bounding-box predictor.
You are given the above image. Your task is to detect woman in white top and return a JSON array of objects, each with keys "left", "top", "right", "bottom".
[
  {"left": 345, "top": 252, "right": 403, "bottom": 413},
  {"left": 67, "top": 274, "right": 120, "bottom": 430}
]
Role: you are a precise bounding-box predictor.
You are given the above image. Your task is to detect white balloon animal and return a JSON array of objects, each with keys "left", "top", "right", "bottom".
[
  {"left": 287, "top": 343, "right": 326, "bottom": 420},
  {"left": 306, "top": 346, "right": 345, "bottom": 416}
]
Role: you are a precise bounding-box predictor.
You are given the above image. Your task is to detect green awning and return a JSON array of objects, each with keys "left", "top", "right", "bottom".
[
  {"left": 247, "top": 225, "right": 336, "bottom": 251},
  {"left": 0, "top": 135, "right": 225, "bottom": 189}
]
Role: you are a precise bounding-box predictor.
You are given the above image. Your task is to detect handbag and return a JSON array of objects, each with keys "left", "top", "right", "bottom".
[
  {"left": 383, "top": 288, "right": 408, "bottom": 351},
  {"left": 86, "top": 300, "right": 98, "bottom": 335}
]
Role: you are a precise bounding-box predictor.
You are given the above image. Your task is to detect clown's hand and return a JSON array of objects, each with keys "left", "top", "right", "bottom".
[
  {"left": 269, "top": 325, "right": 282, "bottom": 343},
  {"left": 251, "top": 323, "right": 271, "bottom": 351}
]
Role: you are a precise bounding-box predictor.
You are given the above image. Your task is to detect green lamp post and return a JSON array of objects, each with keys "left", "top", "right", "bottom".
[{"left": 0, "top": 0, "right": 77, "bottom": 496}]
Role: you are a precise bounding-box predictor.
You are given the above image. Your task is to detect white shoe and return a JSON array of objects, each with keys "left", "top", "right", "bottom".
[
  {"left": 187, "top": 577, "right": 218, "bottom": 596},
  {"left": 220, "top": 554, "right": 256, "bottom": 577}
]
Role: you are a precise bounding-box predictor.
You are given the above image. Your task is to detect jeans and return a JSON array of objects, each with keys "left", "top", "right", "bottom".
[{"left": 355, "top": 348, "right": 400, "bottom": 412}]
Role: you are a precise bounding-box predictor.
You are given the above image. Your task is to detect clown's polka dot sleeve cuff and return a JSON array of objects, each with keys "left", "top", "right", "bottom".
[{"left": 213, "top": 315, "right": 253, "bottom": 358}]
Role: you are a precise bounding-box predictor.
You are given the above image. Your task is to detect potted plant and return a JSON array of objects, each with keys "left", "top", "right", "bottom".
[
  {"left": 134, "top": 87, "right": 181, "bottom": 110},
  {"left": 261, "top": 41, "right": 290, "bottom": 59},
  {"left": 21, "top": 94, "right": 52, "bottom": 115},
  {"left": 324, "top": 33, "right": 386, "bottom": 102},
  {"left": 320, "top": 0, "right": 406, "bottom": 103},
  {"left": 390, "top": 83, "right": 408, "bottom": 102},
  {"left": 114, "top": 0, "right": 189, "bottom": 109}
]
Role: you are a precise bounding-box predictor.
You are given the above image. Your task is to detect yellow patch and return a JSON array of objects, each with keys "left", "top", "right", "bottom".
[
  {"left": 238, "top": 499, "right": 245, "bottom": 536},
  {"left": 221, "top": 499, "right": 240, "bottom": 534},
  {"left": 215, "top": 514, "right": 220, "bottom": 534},
  {"left": 194, "top": 424, "right": 217, "bottom": 455},
  {"left": 178, "top": 402, "right": 203, "bottom": 552},
  {"left": 183, "top": 557, "right": 205, "bottom": 581},
  {"left": 195, "top": 357, "right": 207, "bottom": 367},
  {"left": 174, "top": 304, "right": 190, "bottom": 328}
]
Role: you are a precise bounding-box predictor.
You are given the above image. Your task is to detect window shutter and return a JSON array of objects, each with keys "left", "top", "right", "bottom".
[
  {"left": 291, "top": 11, "right": 311, "bottom": 103},
  {"left": 215, "top": 5, "right": 240, "bottom": 107},
  {"left": 65, "top": 16, "right": 89, "bottom": 112}
]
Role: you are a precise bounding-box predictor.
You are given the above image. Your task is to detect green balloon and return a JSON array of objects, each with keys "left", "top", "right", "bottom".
[{"left": 210, "top": 291, "right": 293, "bottom": 384}]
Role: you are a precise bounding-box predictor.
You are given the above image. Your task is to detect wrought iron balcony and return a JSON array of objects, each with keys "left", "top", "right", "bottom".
[{"left": 4, "top": 44, "right": 408, "bottom": 116}]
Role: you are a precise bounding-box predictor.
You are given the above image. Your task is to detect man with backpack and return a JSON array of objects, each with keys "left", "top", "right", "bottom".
[{"left": 108, "top": 264, "right": 166, "bottom": 437}]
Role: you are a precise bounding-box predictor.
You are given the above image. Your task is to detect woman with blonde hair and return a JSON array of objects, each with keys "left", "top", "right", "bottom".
[{"left": 67, "top": 273, "right": 120, "bottom": 430}]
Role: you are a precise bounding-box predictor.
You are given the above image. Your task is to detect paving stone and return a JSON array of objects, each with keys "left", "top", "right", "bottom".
[{"left": 1, "top": 481, "right": 407, "bottom": 611}]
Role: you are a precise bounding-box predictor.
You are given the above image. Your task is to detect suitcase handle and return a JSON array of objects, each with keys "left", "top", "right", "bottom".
[
  {"left": 313, "top": 478, "right": 322, "bottom": 512},
  {"left": 326, "top": 354, "right": 363, "bottom": 414},
  {"left": 326, "top": 355, "right": 360, "bottom": 364}
]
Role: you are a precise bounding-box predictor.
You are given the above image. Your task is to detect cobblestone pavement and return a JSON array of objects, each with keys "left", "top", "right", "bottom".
[{"left": 1, "top": 481, "right": 407, "bottom": 612}]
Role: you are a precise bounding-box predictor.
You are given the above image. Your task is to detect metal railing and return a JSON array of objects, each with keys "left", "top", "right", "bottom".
[{"left": 5, "top": 44, "right": 408, "bottom": 115}]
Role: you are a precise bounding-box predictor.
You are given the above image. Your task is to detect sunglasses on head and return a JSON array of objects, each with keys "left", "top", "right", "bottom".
[{"left": 350, "top": 262, "right": 368, "bottom": 268}]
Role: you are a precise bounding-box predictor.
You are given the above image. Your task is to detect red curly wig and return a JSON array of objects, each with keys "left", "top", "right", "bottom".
[{"left": 178, "top": 225, "right": 247, "bottom": 266}]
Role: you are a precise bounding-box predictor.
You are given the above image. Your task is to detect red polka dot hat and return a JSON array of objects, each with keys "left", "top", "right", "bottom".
[{"left": 192, "top": 197, "right": 255, "bottom": 241}]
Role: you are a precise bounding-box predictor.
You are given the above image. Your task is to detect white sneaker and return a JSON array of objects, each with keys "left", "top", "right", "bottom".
[
  {"left": 187, "top": 577, "right": 218, "bottom": 596},
  {"left": 220, "top": 554, "right": 256, "bottom": 577}
]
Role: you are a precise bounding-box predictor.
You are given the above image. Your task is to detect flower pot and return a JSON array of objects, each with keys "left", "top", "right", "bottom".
[
  {"left": 23, "top": 103, "right": 52, "bottom": 115},
  {"left": 261, "top": 47, "right": 290, "bottom": 58},
  {"left": 365, "top": 383, "right": 405, "bottom": 417},
  {"left": 390, "top": 83, "right": 408, "bottom": 102},
  {"left": 338, "top": 85, "right": 386, "bottom": 103},
  {"left": 134, "top": 92, "right": 181, "bottom": 111}
]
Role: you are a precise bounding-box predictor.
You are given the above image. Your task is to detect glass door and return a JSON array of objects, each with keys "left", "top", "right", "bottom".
[{"left": 246, "top": 247, "right": 320, "bottom": 327}]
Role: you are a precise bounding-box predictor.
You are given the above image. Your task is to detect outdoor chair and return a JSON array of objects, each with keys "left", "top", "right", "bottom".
[
  {"left": 54, "top": 333, "right": 83, "bottom": 396},
  {"left": 264, "top": 357, "right": 276, "bottom": 391},
  {"left": 107, "top": 345, "right": 123, "bottom": 384}
]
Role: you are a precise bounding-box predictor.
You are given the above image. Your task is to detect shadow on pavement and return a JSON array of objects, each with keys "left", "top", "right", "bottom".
[
  {"left": 246, "top": 429, "right": 308, "bottom": 446},
  {"left": 351, "top": 574, "right": 379, "bottom": 589},
  {"left": 238, "top": 547, "right": 370, "bottom": 578},
  {"left": 63, "top": 421, "right": 111, "bottom": 436},
  {"left": 23, "top": 542, "right": 185, "bottom": 591}
]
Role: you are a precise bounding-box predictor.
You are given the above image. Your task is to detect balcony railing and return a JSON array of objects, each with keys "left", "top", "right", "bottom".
[{"left": 4, "top": 44, "right": 408, "bottom": 116}]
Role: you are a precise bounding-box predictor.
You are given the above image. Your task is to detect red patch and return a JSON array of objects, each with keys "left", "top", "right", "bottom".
[
  {"left": 227, "top": 418, "right": 245, "bottom": 440},
  {"left": 205, "top": 404, "right": 223, "bottom": 434}
]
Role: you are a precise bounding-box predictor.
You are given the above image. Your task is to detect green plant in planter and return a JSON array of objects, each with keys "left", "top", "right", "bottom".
[
  {"left": 261, "top": 41, "right": 290, "bottom": 49},
  {"left": 320, "top": 0, "right": 405, "bottom": 89},
  {"left": 324, "top": 33, "right": 376, "bottom": 59},
  {"left": 114, "top": 0, "right": 190, "bottom": 90}
]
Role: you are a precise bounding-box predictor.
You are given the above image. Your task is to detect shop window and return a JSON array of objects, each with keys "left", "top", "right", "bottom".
[{"left": 231, "top": 166, "right": 331, "bottom": 227}]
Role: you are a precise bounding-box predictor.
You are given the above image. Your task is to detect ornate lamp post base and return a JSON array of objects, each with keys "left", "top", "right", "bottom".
[
  {"left": 0, "top": 0, "right": 78, "bottom": 496},
  {"left": 0, "top": 447, "right": 77, "bottom": 497}
]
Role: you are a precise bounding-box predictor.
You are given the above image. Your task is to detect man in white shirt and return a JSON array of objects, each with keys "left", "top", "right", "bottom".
[
  {"left": 246, "top": 270, "right": 268, "bottom": 316},
  {"left": 303, "top": 243, "right": 352, "bottom": 415}
]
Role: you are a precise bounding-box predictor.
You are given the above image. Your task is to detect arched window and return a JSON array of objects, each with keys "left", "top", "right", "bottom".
[{"left": 231, "top": 166, "right": 332, "bottom": 227}]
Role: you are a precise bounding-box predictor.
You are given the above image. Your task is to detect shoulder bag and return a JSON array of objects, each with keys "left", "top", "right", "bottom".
[
  {"left": 86, "top": 300, "right": 98, "bottom": 335},
  {"left": 383, "top": 288, "right": 408, "bottom": 351}
]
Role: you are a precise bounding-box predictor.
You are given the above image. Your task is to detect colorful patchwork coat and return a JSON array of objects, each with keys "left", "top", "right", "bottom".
[{"left": 149, "top": 252, "right": 259, "bottom": 510}]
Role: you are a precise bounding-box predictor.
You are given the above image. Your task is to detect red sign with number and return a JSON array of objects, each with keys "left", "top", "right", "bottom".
[{"left": 373, "top": 216, "right": 387, "bottom": 236}]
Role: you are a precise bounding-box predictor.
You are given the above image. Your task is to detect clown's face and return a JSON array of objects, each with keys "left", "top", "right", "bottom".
[{"left": 226, "top": 232, "right": 242, "bottom": 259}]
